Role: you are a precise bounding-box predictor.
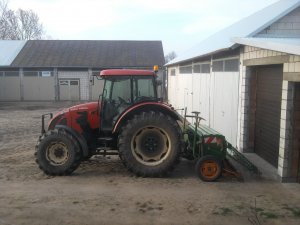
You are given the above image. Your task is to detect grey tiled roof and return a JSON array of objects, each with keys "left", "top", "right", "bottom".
[{"left": 11, "top": 40, "right": 165, "bottom": 68}]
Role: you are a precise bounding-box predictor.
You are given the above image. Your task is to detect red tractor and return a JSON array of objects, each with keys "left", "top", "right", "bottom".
[{"left": 35, "top": 68, "right": 183, "bottom": 177}]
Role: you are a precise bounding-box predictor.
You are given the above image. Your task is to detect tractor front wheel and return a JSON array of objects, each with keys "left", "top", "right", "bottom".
[
  {"left": 118, "top": 111, "right": 182, "bottom": 177},
  {"left": 35, "top": 129, "right": 82, "bottom": 175},
  {"left": 195, "top": 155, "right": 222, "bottom": 182}
]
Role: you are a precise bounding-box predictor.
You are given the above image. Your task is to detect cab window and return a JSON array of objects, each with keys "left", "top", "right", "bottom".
[{"left": 133, "top": 77, "right": 156, "bottom": 103}]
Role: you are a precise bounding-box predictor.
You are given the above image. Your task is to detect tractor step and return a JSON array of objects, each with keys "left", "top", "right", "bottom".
[
  {"left": 95, "top": 150, "right": 119, "bottom": 156},
  {"left": 97, "top": 137, "right": 113, "bottom": 142}
]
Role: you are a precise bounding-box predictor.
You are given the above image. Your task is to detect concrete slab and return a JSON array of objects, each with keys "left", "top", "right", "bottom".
[{"left": 242, "top": 153, "right": 278, "bottom": 181}]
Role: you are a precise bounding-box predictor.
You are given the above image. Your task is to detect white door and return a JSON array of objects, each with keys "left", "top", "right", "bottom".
[{"left": 59, "top": 79, "right": 80, "bottom": 100}]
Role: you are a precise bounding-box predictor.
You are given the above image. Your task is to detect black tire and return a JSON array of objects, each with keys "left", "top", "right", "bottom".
[
  {"left": 35, "top": 129, "right": 82, "bottom": 175},
  {"left": 118, "top": 111, "right": 183, "bottom": 177},
  {"left": 195, "top": 155, "right": 222, "bottom": 182}
]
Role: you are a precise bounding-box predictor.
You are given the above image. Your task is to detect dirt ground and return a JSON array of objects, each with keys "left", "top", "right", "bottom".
[{"left": 0, "top": 102, "right": 300, "bottom": 225}]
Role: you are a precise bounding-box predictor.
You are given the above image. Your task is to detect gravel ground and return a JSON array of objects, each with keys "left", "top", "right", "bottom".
[{"left": 0, "top": 102, "right": 300, "bottom": 225}]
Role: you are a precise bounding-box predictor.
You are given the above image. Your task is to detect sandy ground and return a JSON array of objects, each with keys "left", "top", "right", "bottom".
[{"left": 0, "top": 102, "right": 300, "bottom": 225}]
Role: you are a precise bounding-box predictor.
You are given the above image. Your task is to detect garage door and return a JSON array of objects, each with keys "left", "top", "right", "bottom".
[
  {"left": 23, "top": 73, "right": 55, "bottom": 101},
  {"left": 59, "top": 79, "right": 80, "bottom": 100},
  {"left": 254, "top": 65, "right": 283, "bottom": 167}
]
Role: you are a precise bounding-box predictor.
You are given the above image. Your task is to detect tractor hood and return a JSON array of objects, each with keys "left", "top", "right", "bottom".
[
  {"left": 69, "top": 101, "right": 99, "bottom": 112},
  {"left": 48, "top": 101, "right": 100, "bottom": 131}
]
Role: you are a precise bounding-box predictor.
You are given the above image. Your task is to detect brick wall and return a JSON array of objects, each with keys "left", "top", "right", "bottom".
[{"left": 238, "top": 45, "right": 300, "bottom": 181}]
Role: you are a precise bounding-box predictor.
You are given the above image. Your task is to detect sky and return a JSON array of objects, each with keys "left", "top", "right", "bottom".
[{"left": 8, "top": 0, "right": 279, "bottom": 55}]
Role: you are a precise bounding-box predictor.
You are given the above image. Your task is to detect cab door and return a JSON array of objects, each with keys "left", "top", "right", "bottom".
[{"left": 100, "top": 77, "right": 132, "bottom": 132}]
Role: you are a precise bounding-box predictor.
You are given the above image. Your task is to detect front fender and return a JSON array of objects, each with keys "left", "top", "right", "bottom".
[{"left": 55, "top": 125, "right": 89, "bottom": 157}]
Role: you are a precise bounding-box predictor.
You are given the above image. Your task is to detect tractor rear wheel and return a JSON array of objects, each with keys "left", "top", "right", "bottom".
[
  {"left": 118, "top": 111, "right": 182, "bottom": 177},
  {"left": 35, "top": 129, "right": 82, "bottom": 175},
  {"left": 195, "top": 155, "right": 222, "bottom": 182}
]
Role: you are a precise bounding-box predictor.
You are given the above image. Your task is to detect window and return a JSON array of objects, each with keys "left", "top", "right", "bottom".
[
  {"left": 170, "top": 69, "right": 176, "bottom": 76},
  {"left": 133, "top": 77, "right": 155, "bottom": 102},
  {"left": 179, "top": 65, "right": 192, "bottom": 74},
  {"left": 103, "top": 80, "right": 112, "bottom": 100},
  {"left": 201, "top": 64, "right": 210, "bottom": 73},
  {"left": 111, "top": 78, "right": 131, "bottom": 103},
  {"left": 224, "top": 59, "right": 239, "bottom": 71},
  {"left": 70, "top": 80, "right": 79, "bottom": 86},
  {"left": 193, "top": 65, "right": 200, "bottom": 73},
  {"left": 41, "top": 71, "right": 53, "bottom": 77},
  {"left": 212, "top": 61, "right": 223, "bottom": 72},
  {"left": 24, "top": 71, "right": 38, "bottom": 77},
  {"left": 193, "top": 63, "right": 210, "bottom": 73},
  {"left": 101, "top": 77, "right": 132, "bottom": 131},
  {"left": 212, "top": 58, "right": 239, "bottom": 72},
  {"left": 59, "top": 80, "right": 68, "bottom": 85},
  {"left": 4, "top": 71, "right": 19, "bottom": 77}
]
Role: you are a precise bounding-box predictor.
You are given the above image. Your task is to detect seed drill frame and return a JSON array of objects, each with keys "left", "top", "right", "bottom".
[{"left": 180, "top": 108, "right": 260, "bottom": 181}]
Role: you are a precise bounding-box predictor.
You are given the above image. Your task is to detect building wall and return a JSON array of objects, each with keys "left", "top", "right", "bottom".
[
  {"left": 167, "top": 58, "right": 240, "bottom": 147},
  {"left": 0, "top": 68, "right": 162, "bottom": 101},
  {"left": 23, "top": 76, "right": 55, "bottom": 101},
  {"left": 0, "top": 74, "right": 20, "bottom": 101},
  {"left": 238, "top": 45, "right": 300, "bottom": 181},
  {"left": 255, "top": 6, "right": 300, "bottom": 38}
]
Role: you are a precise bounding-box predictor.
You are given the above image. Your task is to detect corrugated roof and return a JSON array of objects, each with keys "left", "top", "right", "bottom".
[
  {"left": 11, "top": 40, "right": 165, "bottom": 68},
  {"left": 0, "top": 40, "right": 27, "bottom": 66},
  {"left": 232, "top": 37, "right": 300, "bottom": 55},
  {"left": 166, "top": 0, "right": 300, "bottom": 66}
]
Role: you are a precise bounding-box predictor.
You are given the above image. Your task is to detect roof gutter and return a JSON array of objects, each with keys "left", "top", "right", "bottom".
[{"left": 164, "top": 46, "right": 236, "bottom": 67}]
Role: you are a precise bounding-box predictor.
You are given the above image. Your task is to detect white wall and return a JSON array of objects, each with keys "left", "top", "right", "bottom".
[{"left": 168, "top": 63, "right": 239, "bottom": 147}]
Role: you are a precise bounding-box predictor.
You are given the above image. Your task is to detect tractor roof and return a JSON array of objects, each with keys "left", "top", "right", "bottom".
[{"left": 100, "top": 69, "right": 156, "bottom": 77}]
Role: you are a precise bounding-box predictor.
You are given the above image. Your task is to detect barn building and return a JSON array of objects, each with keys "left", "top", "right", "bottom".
[
  {"left": 0, "top": 40, "right": 165, "bottom": 101},
  {"left": 166, "top": 0, "right": 300, "bottom": 182}
]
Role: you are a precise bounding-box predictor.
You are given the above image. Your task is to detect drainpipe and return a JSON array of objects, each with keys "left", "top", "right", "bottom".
[
  {"left": 19, "top": 68, "right": 24, "bottom": 101},
  {"left": 209, "top": 55, "right": 213, "bottom": 127},
  {"left": 54, "top": 68, "right": 58, "bottom": 101}
]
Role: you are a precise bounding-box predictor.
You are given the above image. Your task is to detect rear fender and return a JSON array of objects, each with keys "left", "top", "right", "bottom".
[
  {"left": 55, "top": 125, "right": 89, "bottom": 157},
  {"left": 112, "top": 102, "right": 181, "bottom": 134}
]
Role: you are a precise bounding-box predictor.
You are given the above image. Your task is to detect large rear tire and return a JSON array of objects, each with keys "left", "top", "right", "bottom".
[
  {"left": 118, "top": 111, "right": 182, "bottom": 177},
  {"left": 35, "top": 129, "right": 82, "bottom": 175}
]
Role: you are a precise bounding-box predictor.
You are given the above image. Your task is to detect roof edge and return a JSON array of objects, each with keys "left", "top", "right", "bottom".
[{"left": 165, "top": 47, "right": 234, "bottom": 67}]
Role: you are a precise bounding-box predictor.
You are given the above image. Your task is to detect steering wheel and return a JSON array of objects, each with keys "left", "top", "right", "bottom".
[{"left": 135, "top": 96, "right": 150, "bottom": 102}]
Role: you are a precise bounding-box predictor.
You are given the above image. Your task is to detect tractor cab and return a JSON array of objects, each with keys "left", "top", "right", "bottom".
[{"left": 99, "top": 69, "right": 159, "bottom": 132}]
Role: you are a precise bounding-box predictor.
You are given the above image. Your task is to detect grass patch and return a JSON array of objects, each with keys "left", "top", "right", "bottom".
[
  {"left": 260, "top": 211, "right": 279, "bottom": 219},
  {"left": 219, "top": 207, "right": 233, "bottom": 216},
  {"left": 282, "top": 206, "right": 300, "bottom": 218},
  {"left": 212, "top": 207, "right": 234, "bottom": 216},
  {"left": 255, "top": 207, "right": 264, "bottom": 213}
]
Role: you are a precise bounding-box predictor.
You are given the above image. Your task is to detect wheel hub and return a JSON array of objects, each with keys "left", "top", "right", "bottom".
[
  {"left": 143, "top": 136, "right": 158, "bottom": 152},
  {"left": 131, "top": 126, "right": 171, "bottom": 166},
  {"left": 201, "top": 161, "right": 219, "bottom": 178},
  {"left": 46, "top": 142, "right": 69, "bottom": 165}
]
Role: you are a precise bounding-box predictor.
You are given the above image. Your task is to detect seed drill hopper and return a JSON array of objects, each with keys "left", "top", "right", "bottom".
[{"left": 179, "top": 108, "right": 260, "bottom": 181}]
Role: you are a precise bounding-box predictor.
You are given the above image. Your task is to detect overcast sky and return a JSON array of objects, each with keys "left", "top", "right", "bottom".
[{"left": 9, "top": 0, "right": 278, "bottom": 55}]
